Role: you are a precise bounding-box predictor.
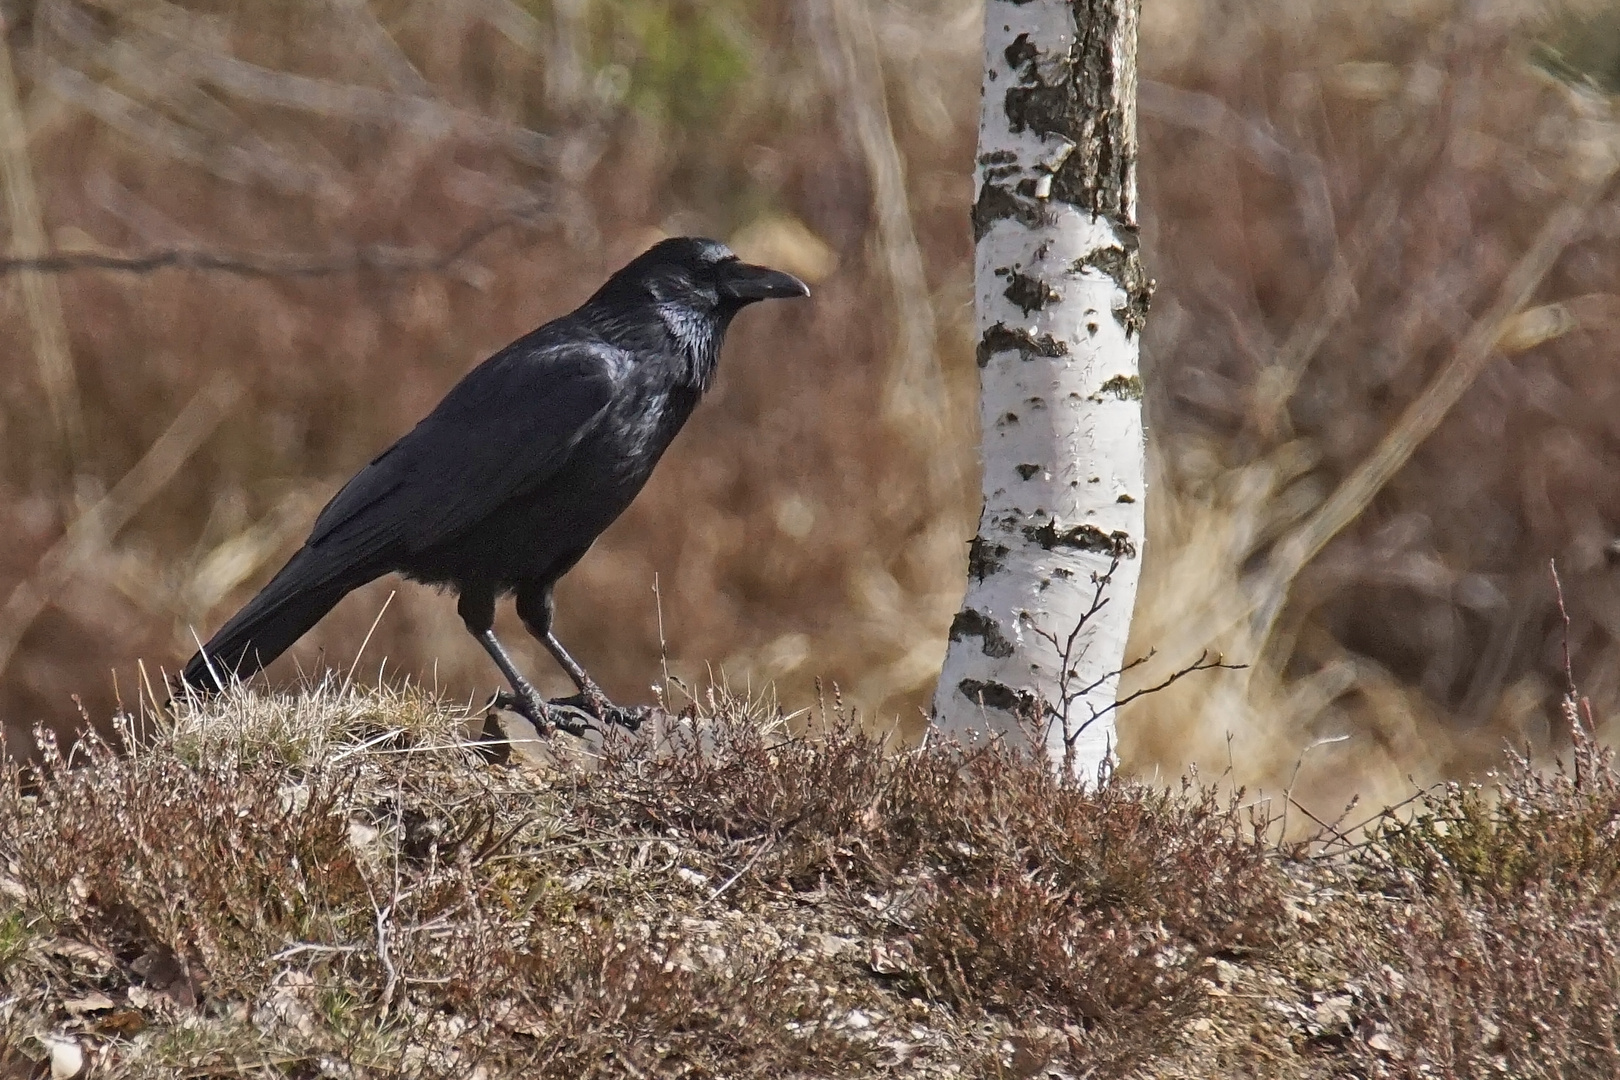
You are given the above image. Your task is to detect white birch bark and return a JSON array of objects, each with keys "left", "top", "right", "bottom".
[{"left": 932, "top": 0, "right": 1149, "bottom": 774}]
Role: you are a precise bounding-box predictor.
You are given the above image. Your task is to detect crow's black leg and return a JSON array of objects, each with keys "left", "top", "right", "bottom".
[
  {"left": 474, "top": 629, "right": 592, "bottom": 738},
  {"left": 515, "top": 585, "right": 601, "bottom": 698},
  {"left": 459, "top": 588, "right": 591, "bottom": 737},
  {"left": 516, "top": 585, "right": 646, "bottom": 732}
]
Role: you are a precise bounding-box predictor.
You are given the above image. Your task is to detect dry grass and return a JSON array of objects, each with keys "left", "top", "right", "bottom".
[
  {"left": 0, "top": 684, "right": 1289, "bottom": 1078},
  {"left": 6, "top": 682, "right": 1620, "bottom": 1076},
  {"left": 1123, "top": 0, "right": 1620, "bottom": 811}
]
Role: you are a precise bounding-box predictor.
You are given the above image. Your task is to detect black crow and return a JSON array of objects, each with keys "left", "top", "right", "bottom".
[{"left": 180, "top": 237, "right": 809, "bottom": 734}]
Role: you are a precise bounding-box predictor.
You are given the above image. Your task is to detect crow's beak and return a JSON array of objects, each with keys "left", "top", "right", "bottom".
[{"left": 718, "top": 261, "right": 811, "bottom": 302}]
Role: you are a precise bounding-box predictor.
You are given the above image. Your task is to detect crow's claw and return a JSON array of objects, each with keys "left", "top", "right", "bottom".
[
  {"left": 489, "top": 690, "right": 593, "bottom": 738},
  {"left": 547, "top": 692, "right": 649, "bottom": 732}
]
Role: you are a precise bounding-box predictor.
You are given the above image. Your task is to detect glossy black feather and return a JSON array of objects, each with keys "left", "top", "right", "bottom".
[{"left": 180, "top": 237, "right": 807, "bottom": 696}]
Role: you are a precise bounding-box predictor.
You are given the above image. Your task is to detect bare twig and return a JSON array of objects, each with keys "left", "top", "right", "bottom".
[
  {"left": 1152, "top": 156, "right": 1620, "bottom": 676},
  {"left": 1019, "top": 555, "right": 1243, "bottom": 768},
  {"left": 1278, "top": 733, "right": 1350, "bottom": 844},
  {"left": 50, "top": 1, "right": 548, "bottom": 165},
  {"left": 1242, "top": 80, "right": 1444, "bottom": 440},
  {"left": 1140, "top": 79, "right": 1337, "bottom": 265},
  {"left": 327, "top": 0, "right": 433, "bottom": 95},
  {"left": 1285, "top": 792, "right": 1359, "bottom": 856},
  {"left": 180, "top": 47, "right": 548, "bottom": 165},
  {"left": 1549, "top": 558, "right": 1596, "bottom": 787},
  {"left": 0, "top": 200, "right": 544, "bottom": 278},
  {"left": 709, "top": 834, "right": 777, "bottom": 904},
  {"left": 37, "top": 59, "right": 334, "bottom": 196},
  {"left": 1336, "top": 782, "right": 1447, "bottom": 848},
  {"left": 268, "top": 942, "right": 364, "bottom": 963},
  {"left": 374, "top": 901, "right": 397, "bottom": 1012},
  {"left": 471, "top": 0, "right": 545, "bottom": 53},
  {"left": 1074, "top": 651, "right": 1244, "bottom": 745},
  {"left": 1551, "top": 558, "right": 1576, "bottom": 700}
]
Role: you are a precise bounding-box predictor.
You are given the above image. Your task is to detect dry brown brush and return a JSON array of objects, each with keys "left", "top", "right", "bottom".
[
  {"left": 8, "top": 683, "right": 1620, "bottom": 1076},
  {"left": 1336, "top": 720, "right": 1620, "bottom": 1078},
  {"left": 0, "top": 685, "right": 1289, "bottom": 1078}
]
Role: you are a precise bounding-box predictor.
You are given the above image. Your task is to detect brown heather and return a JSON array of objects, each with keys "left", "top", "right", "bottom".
[
  {"left": 0, "top": 686, "right": 1286, "bottom": 1077},
  {"left": 5, "top": 685, "right": 1620, "bottom": 1076}
]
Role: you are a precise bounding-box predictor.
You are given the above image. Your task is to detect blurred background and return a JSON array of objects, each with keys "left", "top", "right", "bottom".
[{"left": 4, "top": 0, "right": 1620, "bottom": 815}]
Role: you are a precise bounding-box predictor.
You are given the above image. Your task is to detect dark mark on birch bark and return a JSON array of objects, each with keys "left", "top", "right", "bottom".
[
  {"left": 999, "top": 3, "right": 1134, "bottom": 228},
  {"left": 1078, "top": 243, "right": 1154, "bottom": 337},
  {"left": 949, "top": 609, "right": 1016, "bottom": 658},
  {"left": 958, "top": 678, "right": 1040, "bottom": 715},
  {"left": 1000, "top": 268, "right": 1060, "bottom": 315},
  {"left": 972, "top": 182, "right": 1046, "bottom": 242},
  {"left": 968, "top": 535, "right": 1010, "bottom": 580},
  {"left": 978, "top": 322, "right": 1069, "bottom": 367},
  {"left": 1023, "top": 518, "right": 1138, "bottom": 558},
  {"left": 1096, "top": 374, "right": 1143, "bottom": 400}
]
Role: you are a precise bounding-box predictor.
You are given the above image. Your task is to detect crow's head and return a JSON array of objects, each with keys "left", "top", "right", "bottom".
[
  {"left": 596, "top": 236, "right": 810, "bottom": 319},
  {"left": 585, "top": 237, "right": 809, "bottom": 389}
]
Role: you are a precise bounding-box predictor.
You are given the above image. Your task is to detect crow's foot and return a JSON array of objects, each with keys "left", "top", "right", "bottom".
[
  {"left": 490, "top": 690, "right": 593, "bottom": 738},
  {"left": 548, "top": 692, "right": 650, "bottom": 733}
]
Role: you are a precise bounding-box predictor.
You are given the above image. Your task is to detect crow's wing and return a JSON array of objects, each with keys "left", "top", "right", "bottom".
[{"left": 305, "top": 338, "right": 621, "bottom": 565}]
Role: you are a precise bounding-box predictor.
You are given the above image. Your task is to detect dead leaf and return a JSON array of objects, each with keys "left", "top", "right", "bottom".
[
  {"left": 91, "top": 1010, "right": 147, "bottom": 1037},
  {"left": 1496, "top": 303, "right": 1578, "bottom": 353},
  {"left": 62, "top": 992, "right": 115, "bottom": 1016},
  {"left": 41, "top": 940, "right": 115, "bottom": 971}
]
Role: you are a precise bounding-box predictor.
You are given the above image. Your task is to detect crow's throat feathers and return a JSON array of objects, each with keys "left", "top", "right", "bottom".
[{"left": 656, "top": 301, "right": 722, "bottom": 391}]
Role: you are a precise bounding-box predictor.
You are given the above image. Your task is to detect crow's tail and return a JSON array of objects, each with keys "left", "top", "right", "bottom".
[{"left": 179, "top": 548, "right": 372, "bottom": 694}]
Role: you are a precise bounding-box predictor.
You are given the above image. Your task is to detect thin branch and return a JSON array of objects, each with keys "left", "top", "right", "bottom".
[
  {"left": 327, "top": 0, "right": 434, "bottom": 95},
  {"left": 0, "top": 201, "right": 544, "bottom": 278},
  {"left": 1551, "top": 558, "right": 1576, "bottom": 700},
  {"left": 1067, "top": 651, "right": 1244, "bottom": 746},
  {"left": 268, "top": 942, "right": 364, "bottom": 963},
  {"left": 1289, "top": 791, "right": 1364, "bottom": 860},
  {"left": 1335, "top": 782, "right": 1447, "bottom": 846},
  {"left": 1248, "top": 158, "right": 1620, "bottom": 642},
  {"left": 37, "top": 59, "right": 334, "bottom": 196},
  {"left": 708, "top": 834, "right": 777, "bottom": 904},
  {"left": 1066, "top": 649, "right": 1155, "bottom": 707},
  {"left": 180, "top": 46, "right": 548, "bottom": 164},
  {"left": 1279, "top": 733, "right": 1350, "bottom": 844},
  {"left": 1151, "top": 157, "right": 1620, "bottom": 676},
  {"left": 1140, "top": 78, "right": 1337, "bottom": 265}
]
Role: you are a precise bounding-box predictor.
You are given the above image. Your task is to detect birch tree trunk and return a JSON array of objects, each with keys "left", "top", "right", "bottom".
[{"left": 932, "top": 0, "right": 1149, "bottom": 774}]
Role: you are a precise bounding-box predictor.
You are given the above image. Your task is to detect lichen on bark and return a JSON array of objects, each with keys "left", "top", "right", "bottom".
[
  {"left": 999, "top": 4, "right": 1133, "bottom": 224},
  {"left": 1079, "top": 241, "right": 1154, "bottom": 338}
]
